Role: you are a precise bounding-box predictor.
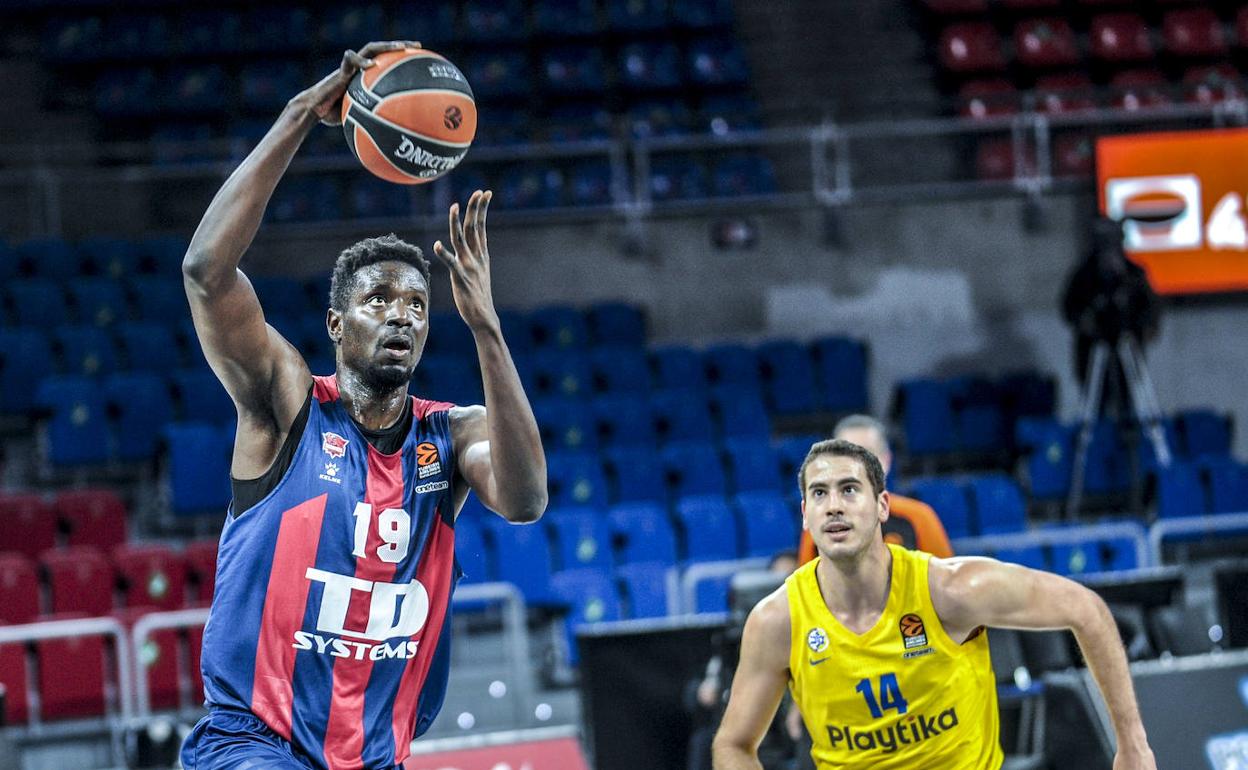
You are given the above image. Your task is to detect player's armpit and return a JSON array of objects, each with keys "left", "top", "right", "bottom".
[{"left": 711, "top": 591, "right": 791, "bottom": 770}]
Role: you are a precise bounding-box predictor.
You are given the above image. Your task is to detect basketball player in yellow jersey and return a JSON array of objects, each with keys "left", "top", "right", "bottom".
[{"left": 712, "top": 439, "right": 1157, "bottom": 770}]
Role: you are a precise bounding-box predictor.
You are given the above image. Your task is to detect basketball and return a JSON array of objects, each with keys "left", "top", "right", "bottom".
[{"left": 340, "top": 48, "right": 477, "bottom": 185}]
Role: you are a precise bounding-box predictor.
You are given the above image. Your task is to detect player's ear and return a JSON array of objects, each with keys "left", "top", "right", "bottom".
[
  {"left": 877, "top": 490, "right": 890, "bottom": 524},
  {"left": 327, "top": 308, "right": 343, "bottom": 344},
  {"left": 800, "top": 497, "right": 809, "bottom": 531}
]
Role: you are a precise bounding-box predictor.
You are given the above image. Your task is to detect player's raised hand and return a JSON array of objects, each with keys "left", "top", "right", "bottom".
[
  {"left": 433, "top": 190, "right": 499, "bottom": 333},
  {"left": 294, "top": 40, "right": 420, "bottom": 126}
]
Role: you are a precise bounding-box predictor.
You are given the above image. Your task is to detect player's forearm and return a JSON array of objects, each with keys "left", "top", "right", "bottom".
[
  {"left": 710, "top": 739, "right": 764, "bottom": 770},
  {"left": 473, "top": 324, "right": 547, "bottom": 522},
  {"left": 1070, "top": 591, "right": 1151, "bottom": 754},
  {"left": 184, "top": 101, "right": 318, "bottom": 292}
]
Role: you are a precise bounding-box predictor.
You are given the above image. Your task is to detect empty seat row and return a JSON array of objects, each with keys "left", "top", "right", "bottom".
[
  {"left": 892, "top": 371, "right": 1056, "bottom": 457},
  {"left": 0, "top": 489, "right": 128, "bottom": 563},
  {"left": 906, "top": 472, "right": 1030, "bottom": 539},
  {"left": 0, "top": 236, "right": 186, "bottom": 282}
]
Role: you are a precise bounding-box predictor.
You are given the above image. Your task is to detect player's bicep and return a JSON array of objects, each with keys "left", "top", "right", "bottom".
[{"left": 935, "top": 557, "right": 1092, "bottom": 633}]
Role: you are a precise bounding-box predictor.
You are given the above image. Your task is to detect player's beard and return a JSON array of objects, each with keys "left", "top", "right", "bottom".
[{"left": 362, "top": 360, "right": 415, "bottom": 393}]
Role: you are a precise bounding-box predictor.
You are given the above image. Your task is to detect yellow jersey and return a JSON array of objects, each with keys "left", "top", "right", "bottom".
[{"left": 786, "top": 544, "right": 1003, "bottom": 769}]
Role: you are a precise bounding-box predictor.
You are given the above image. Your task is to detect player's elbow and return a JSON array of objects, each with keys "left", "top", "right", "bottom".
[
  {"left": 710, "top": 731, "right": 753, "bottom": 768},
  {"left": 182, "top": 248, "right": 232, "bottom": 295},
  {"left": 1063, "top": 581, "right": 1111, "bottom": 636},
  {"left": 503, "top": 491, "right": 547, "bottom": 524}
]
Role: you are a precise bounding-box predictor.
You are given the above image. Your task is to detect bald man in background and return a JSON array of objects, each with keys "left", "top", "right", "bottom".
[{"left": 797, "top": 415, "right": 952, "bottom": 564}]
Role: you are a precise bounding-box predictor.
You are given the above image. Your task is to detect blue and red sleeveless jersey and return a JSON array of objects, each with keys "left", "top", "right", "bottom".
[{"left": 200, "top": 375, "right": 459, "bottom": 770}]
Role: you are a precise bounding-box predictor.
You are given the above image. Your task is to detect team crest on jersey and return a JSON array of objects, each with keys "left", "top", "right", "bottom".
[
  {"left": 322, "top": 432, "right": 349, "bottom": 459},
  {"left": 900, "top": 613, "right": 933, "bottom": 659},
  {"left": 807, "top": 627, "right": 829, "bottom": 654},
  {"left": 416, "top": 441, "right": 442, "bottom": 478}
]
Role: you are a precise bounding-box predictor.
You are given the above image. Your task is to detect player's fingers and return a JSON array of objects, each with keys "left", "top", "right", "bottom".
[
  {"left": 359, "top": 40, "right": 416, "bottom": 59},
  {"left": 478, "top": 191, "right": 492, "bottom": 256},
  {"left": 431, "top": 240, "right": 456, "bottom": 269},
  {"left": 343, "top": 50, "right": 374, "bottom": 72},
  {"left": 449, "top": 202, "right": 467, "bottom": 253},
  {"left": 464, "top": 191, "right": 482, "bottom": 254}
]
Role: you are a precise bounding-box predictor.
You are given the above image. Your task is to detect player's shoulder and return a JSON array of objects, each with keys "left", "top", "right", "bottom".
[
  {"left": 927, "top": 555, "right": 1011, "bottom": 612},
  {"left": 746, "top": 583, "right": 793, "bottom": 643}
]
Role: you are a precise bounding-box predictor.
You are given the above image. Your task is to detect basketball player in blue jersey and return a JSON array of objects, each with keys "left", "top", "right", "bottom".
[{"left": 178, "top": 42, "right": 548, "bottom": 770}]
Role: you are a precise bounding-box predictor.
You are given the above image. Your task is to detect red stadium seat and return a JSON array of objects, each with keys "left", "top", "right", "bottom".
[
  {"left": 1035, "top": 73, "right": 1098, "bottom": 113},
  {"left": 939, "top": 22, "right": 1007, "bottom": 73},
  {"left": 0, "top": 642, "right": 30, "bottom": 725},
  {"left": 921, "top": 0, "right": 988, "bottom": 13},
  {"left": 1053, "top": 133, "right": 1095, "bottom": 177},
  {"left": 0, "top": 554, "right": 41, "bottom": 625},
  {"left": 0, "top": 494, "right": 57, "bottom": 560},
  {"left": 115, "top": 608, "right": 180, "bottom": 710},
  {"left": 35, "top": 624, "right": 108, "bottom": 719},
  {"left": 1090, "top": 13, "right": 1155, "bottom": 62},
  {"left": 55, "top": 489, "right": 128, "bottom": 551},
  {"left": 1183, "top": 64, "right": 1243, "bottom": 103},
  {"left": 183, "top": 539, "right": 218, "bottom": 607},
  {"left": 1163, "top": 8, "right": 1228, "bottom": 58},
  {"left": 1014, "top": 18, "right": 1080, "bottom": 69},
  {"left": 113, "top": 544, "right": 187, "bottom": 611},
  {"left": 42, "top": 547, "right": 114, "bottom": 616},
  {"left": 975, "top": 137, "right": 1026, "bottom": 180},
  {"left": 1109, "top": 69, "right": 1174, "bottom": 110},
  {"left": 187, "top": 623, "right": 205, "bottom": 706},
  {"left": 959, "top": 79, "right": 1020, "bottom": 117}
]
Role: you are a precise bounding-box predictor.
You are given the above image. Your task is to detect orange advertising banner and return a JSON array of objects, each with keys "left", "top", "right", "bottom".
[{"left": 1097, "top": 127, "right": 1248, "bottom": 295}]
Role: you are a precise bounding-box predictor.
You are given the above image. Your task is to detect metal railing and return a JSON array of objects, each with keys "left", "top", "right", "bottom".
[
  {"left": 953, "top": 520, "right": 1152, "bottom": 571},
  {"left": 5, "top": 99, "right": 1248, "bottom": 238},
  {"left": 678, "top": 556, "right": 769, "bottom": 615},
  {"left": 1148, "top": 510, "right": 1248, "bottom": 565}
]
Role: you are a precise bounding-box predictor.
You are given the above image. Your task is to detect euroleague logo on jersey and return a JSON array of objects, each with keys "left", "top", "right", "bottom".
[
  {"left": 416, "top": 441, "right": 442, "bottom": 479},
  {"left": 900, "top": 613, "right": 934, "bottom": 659}
]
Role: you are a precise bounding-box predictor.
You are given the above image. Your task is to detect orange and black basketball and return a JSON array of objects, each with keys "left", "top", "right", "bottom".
[{"left": 340, "top": 48, "right": 477, "bottom": 185}]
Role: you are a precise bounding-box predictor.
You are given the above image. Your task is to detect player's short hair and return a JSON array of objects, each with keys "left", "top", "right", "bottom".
[
  {"left": 833, "top": 414, "right": 890, "bottom": 450},
  {"left": 797, "top": 438, "right": 886, "bottom": 499},
  {"left": 329, "top": 234, "right": 431, "bottom": 312}
]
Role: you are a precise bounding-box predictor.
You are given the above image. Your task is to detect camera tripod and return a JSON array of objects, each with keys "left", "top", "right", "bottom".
[{"left": 1064, "top": 334, "right": 1171, "bottom": 519}]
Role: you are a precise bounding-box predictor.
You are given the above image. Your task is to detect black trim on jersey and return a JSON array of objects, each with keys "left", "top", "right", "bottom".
[{"left": 355, "top": 393, "right": 413, "bottom": 455}]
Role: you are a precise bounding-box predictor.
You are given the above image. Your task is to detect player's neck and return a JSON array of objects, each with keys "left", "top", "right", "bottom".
[
  {"left": 335, "top": 368, "right": 409, "bottom": 431},
  {"left": 816, "top": 540, "right": 893, "bottom": 619}
]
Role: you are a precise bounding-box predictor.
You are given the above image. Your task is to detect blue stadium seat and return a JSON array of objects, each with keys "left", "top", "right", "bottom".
[
  {"left": 242, "top": 8, "right": 312, "bottom": 52},
  {"left": 549, "top": 566, "right": 622, "bottom": 663},
  {"left": 36, "top": 376, "right": 111, "bottom": 467},
  {"left": 811, "top": 336, "right": 869, "bottom": 413},
  {"left": 542, "top": 45, "right": 607, "bottom": 95},
  {"left": 547, "top": 451, "right": 610, "bottom": 508},
  {"left": 1155, "top": 461, "right": 1207, "bottom": 519},
  {"left": 166, "top": 422, "right": 233, "bottom": 515},
  {"left": 547, "top": 508, "right": 613, "bottom": 571},
  {"left": 499, "top": 164, "right": 563, "bottom": 210},
  {"left": 103, "top": 13, "right": 170, "bottom": 58},
  {"left": 268, "top": 175, "right": 341, "bottom": 223},
  {"left": 453, "top": 504, "right": 493, "bottom": 584},
  {"left": 566, "top": 161, "right": 615, "bottom": 207},
  {"left": 0, "top": 329, "right": 51, "bottom": 414},
  {"left": 416, "top": 356, "right": 483, "bottom": 406},
  {"left": 602, "top": 446, "right": 666, "bottom": 503},
  {"left": 695, "top": 575, "right": 733, "bottom": 614},
  {"left": 757, "top": 340, "right": 820, "bottom": 415},
  {"left": 628, "top": 99, "right": 696, "bottom": 138},
  {"left": 77, "top": 238, "right": 139, "bottom": 280},
  {"left": 1204, "top": 458, "right": 1248, "bottom": 513},
  {"left": 724, "top": 439, "right": 782, "bottom": 494},
  {"left": 650, "top": 389, "right": 715, "bottom": 444},
  {"left": 734, "top": 491, "right": 799, "bottom": 559},
  {"left": 662, "top": 442, "right": 728, "bottom": 500},
  {"left": 165, "top": 66, "right": 229, "bottom": 114},
  {"left": 609, "top": 502, "right": 678, "bottom": 566},
  {"left": 1051, "top": 542, "right": 1106, "bottom": 576},
  {"left": 529, "top": 349, "right": 591, "bottom": 398},
  {"left": 608, "top": 0, "right": 669, "bottom": 30},
  {"left": 588, "top": 347, "right": 650, "bottom": 395},
  {"left": 896, "top": 379, "right": 956, "bottom": 456},
  {"left": 486, "top": 518, "right": 555, "bottom": 604},
  {"left": 171, "top": 368, "right": 235, "bottom": 424},
  {"left": 103, "top": 372, "right": 171, "bottom": 461},
  {"left": 998, "top": 370, "right": 1056, "bottom": 418},
  {"left": 586, "top": 303, "right": 645, "bottom": 348},
  {"left": 14, "top": 238, "right": 80, "bottom": 279},
  {"left": 240, "top": 61, "right": 304, "bottom": 112},
  {"left": 66, "top": 278, "right": 127, "bottom": 328},
  {"left": 462, "top": 0, "right": 526, "bottom": 41},
  {"left": 1101, "top": 537, "right": 1140, "bottom": 571},
  {"left": 704, "top": 343, "right": 761, "bottom": 391},
  {"left": 1177, "top": 409, "right": 1232, "bottom": 459},
  {"left": 497, "top": 309, "right": 532, "bottom": 356},
  {"left": 709, "top": 386, "right": 771, "bottom": 440},
  {"left": 956, "top": 404, "right": 1006, "bottom": 453},
  {"left": 136, "top": 236, "right": 188, "bottom": 276},
  {"left": 650, "top": 346, "right": 707, "bottom": 392},
  {"left": 128, "top": 277, "right": 186, "bottom": 324},
  {"left": 616, "top": 562, "right": 671, "bottom": 618},
  {"left": 533, "top": 397, "right": 596, "bottom": 453},
  {"left": 711, "top": 153, "right": 778, "bottom": 197},
  {"left": 7, "top": 278, "right": 67, "bottom": 328},
  {"left": 347, "top": 175, "right": 415, "bottom": 219},
  {"left": 1084, "top": 421, "right": 1129, "bottom": 495},
  {"left": 1015, "top": 417, "right": 1072, "bottom": 500},
  {"left": 590, "top": 393, "right": 655, "bottom": 448},
  {"left": 774, "top": 435, "right": 822, "bottom": 495},
  {"left": 966, "top": 474, "right": 1027, "bottom": 534},
  {"left": 319, "top": 5, "right": 385, "bottom": 48},
  {"left": 686, "top": 37, "right": 750, "bottom": 85},
  {"left": 992, "top": 547, "right": 1047, "bottom": 570},
  {"left": 533, "top": 0, "right": 601, "bottom": 37},
  {"left": 699, "top": 95, "right": 763, "bottom": 135},
  {"left": 465, "top": 49, "right": 529, "bottom": 99},
  {"left": 179, "top": 10, "right": 244, "bottom": 55},
  {"left": 619, "top": 42, "right": 683, "bottom": 91},
  {"left": 422, "top": 311, "right": 476, "bottom": 360},
  {"left": 53, "top": 324, "right": 117, "bottom": 377},
  {"left": 672, "top": 0, "right": 735, "bottom": 28},
  {"left": 907, "top": 478, "right": 974, "bottom": 539},
  {"left": 674, "top": 495, "right": 741, "bottom": 563},
  {"left": 45, "top": 16, "right": 103, "bottom": 62},
  {"left": 95, "top": 68, "right": 158, "bottom": 118},
  {"left": 649, "top": 155, "right": 709, "bottom": 200},
  {"left": 529, "top": 305, "right": 589, "bottom": 350},
  {"left": 116, "top": 321, "right": 182, "bottom": 374},
  {"left": 546, "top": 103, "right": 613, "bottom": 143}
]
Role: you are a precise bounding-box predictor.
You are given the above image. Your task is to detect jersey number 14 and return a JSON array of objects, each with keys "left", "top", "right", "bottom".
[{"left": 855, "top": 673, "right": 909, "bottom": 718}]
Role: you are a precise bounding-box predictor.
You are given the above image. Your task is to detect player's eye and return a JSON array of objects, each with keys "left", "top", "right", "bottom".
[{"left": 366, "top": 295, "right": 386, "bottom": 306}]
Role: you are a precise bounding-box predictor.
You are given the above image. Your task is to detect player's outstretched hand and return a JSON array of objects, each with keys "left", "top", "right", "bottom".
[
  {"left": 293, "top": 41, "right": 420, "bottom": 126},
  {"left": 433, "top": 190, "right": 499, "bottom": 333}
]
